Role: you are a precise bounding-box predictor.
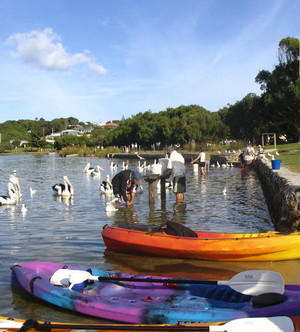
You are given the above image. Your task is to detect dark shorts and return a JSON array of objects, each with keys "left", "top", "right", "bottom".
[
  {"left": 173, "top": 174, "right": 186, "bottom": 193},
  {"left": 199, "top": 162, "right": 205, "bottom": 167}
]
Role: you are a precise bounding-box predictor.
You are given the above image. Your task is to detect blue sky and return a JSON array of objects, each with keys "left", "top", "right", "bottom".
[{"left": 0, "top": 0, "right": 299, "bottom": 124}]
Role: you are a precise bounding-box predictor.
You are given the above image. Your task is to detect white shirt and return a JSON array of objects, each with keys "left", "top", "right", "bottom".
[
  {"left": 200, "top": 152, "right": 205, "bottom": 162},
  {"left": 167, "top": 150, "right": 185, "bottom": 177}
]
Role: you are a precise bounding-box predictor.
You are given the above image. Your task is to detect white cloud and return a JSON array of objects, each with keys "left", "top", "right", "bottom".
[{"left": 5, "top": 28, "right": 107, "bottom": 75}]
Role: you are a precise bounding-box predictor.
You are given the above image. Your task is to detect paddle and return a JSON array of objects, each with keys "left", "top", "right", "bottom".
[
  {"left": 0, "top": 317, "right": 294, "bottom": 331},
  {"left": 50, "top": 269, "right": 285, "bottom": 296}
]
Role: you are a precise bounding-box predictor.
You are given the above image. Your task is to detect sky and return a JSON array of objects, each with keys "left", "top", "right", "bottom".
[{"left": 0, "top": 0, "right": 299, "bottom": 124}]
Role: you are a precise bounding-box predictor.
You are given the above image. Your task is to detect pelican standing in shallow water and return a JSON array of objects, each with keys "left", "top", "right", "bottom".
[
  {"left": 52, "top": 176, "right": 74, "bottom": 197},
  {"left": 0, "top": 183, "right": 16, "bottom": 205}
]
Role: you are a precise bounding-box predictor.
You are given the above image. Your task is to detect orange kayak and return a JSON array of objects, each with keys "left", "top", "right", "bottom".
[
  {"left": 102, "top": 225, "right": 300, "bottom": 261},
  {"left": 1, "top": 316, "right": 300, "bottom": 331}
]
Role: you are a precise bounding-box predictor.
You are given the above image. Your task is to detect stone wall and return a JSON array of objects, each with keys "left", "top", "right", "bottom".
[{"left": 253, "top": 159, "right": 300, "bottom": 232}]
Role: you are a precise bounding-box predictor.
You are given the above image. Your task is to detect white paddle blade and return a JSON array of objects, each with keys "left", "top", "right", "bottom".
[
  {"left": 218, "top": 270, "right": 284, "bottom": 296},
  {"left": 210, "top": 316, "right": 294, "bottom": 332},
  {"left": 0, "top": 319, "right": 23, "bottom": 329}
]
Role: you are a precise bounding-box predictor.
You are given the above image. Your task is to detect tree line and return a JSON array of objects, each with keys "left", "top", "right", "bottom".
[{"left": 0, "top": 37, "right": 299, "bottom": 151}]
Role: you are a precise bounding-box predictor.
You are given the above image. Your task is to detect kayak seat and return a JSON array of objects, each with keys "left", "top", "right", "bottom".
[{"left": 190, "top": 285, "right": 252, "bottom": 303}]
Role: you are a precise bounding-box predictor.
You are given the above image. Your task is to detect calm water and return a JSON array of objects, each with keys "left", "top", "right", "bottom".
[{"left": 1, "top": 154, "right": 300, "bottom": 323}]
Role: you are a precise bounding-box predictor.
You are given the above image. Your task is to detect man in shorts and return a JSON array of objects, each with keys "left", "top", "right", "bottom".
[{"left": 162, "top": 145, "right": 186, "bottom": 202}]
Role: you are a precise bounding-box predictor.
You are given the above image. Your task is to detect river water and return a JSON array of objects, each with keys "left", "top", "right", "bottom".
[{"left": 1, "top": 154, "right": 300, "bottom": 323}]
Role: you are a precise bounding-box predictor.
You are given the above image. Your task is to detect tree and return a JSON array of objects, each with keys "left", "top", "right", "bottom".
[{"left": 255, "top": 37, "right": 300, "bottom": 142}]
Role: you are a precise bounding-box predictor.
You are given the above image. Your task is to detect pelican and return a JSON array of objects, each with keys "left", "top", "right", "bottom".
[
  {"left": 150, "top": 160, "right": 162, "bottom": 174},
  {"left": 121, "top": 161, "right": 128, "bottom": 170},
  {"left": 105, "top": 198, "right": 119, "bottom": 212},
  {"left": 100, "top": 175, "right": 113, "bottom": 195},
  {"left": 52, "top": 176, "right": 74, "bottom": 197},
  {"left": 91, "top": 165, "right": 103, "bottom": 178},
  {"left": 83, "top": 163, "right": 95, "bottom": 174},
  {"left": 110, "top": 162, "right": 118, "bottom": 170},
  {"left": 0, "top": 183, "right": 16, "bottom": 205},
  {"left": 9, "top": 176, "right": 22, "bottom": 198},
  {"left": 137, "top": 160, "right": 143, "bottom": 173}
]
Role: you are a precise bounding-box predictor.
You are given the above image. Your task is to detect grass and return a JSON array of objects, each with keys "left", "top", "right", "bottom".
[{"left": 264, "top": 143, "right": 300, "bottom": 174}]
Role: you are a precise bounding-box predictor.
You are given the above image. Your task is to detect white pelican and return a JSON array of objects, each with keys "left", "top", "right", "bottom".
[
  {"left": 137, "top": 160, "right": 144, "bottom": 173},
  {"left": 100, "top": 175, "right": 113, "bottom": 195},
  {"left": 0, "top": 183, "right": 16, "bottom": 205},
  {"left": 150, "top": 160, "right": 162, "bottom": 174},
  {"left": 105, "top": 198, "right": 119, "bottom": 212},
  {"left": 52, "top": 176, "right": 74, "bottom": 197},
  {"left": 110, "top": 162, "right": 118, "bottom": 170},
  {"left": 83, "top": 163, "right": 95, "bottom": 174},
  {"left": 9, "top": 176, "right": 22, "bottom": 198},
  {"left": 121, "top": 161, "right": 128, "bottom": 170},
  {"left": 91, "top": 165, "right": 103, "bottom": 178}
]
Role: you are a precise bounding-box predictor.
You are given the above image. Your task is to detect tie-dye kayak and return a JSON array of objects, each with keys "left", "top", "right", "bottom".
[{"left": 10, "top": 261, "right": 300, "bottom": 324}]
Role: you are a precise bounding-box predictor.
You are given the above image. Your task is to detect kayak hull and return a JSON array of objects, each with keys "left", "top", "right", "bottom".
[
  {"left": 102, "top": 226, "right": 300, "bottom": 261},
  {"left": 2, "top": 315, "right": 300, "bottom": 332},
  {"left": 10, "top": 261, "right": 300, "bottom": 323}
]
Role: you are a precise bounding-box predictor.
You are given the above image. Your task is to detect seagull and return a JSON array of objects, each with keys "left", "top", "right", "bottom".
[
  {"left": 21, "top": 204, "right": 27, "bottom": 214},
  {"left": 30, "top": 188, "right": 37, "bottom": 196},
  {"left": 216, "top": 161, "right": 220, "bottom": 168},
  {"left": 52, "top": 176, "right": 74, "bottom": 197},
  {"left": 135, "top": 152, "right": 145, "bottom": 160},
  {"left": 230, "top": 163, "right": 234, "bottom": 167},
  {"left": 223, "top": 187, "right": 227, "bottom": 196}
]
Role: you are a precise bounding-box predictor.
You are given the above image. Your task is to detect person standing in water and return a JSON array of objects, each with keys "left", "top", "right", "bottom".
[
  {"left": 191, "top": 148, "right": 206, "bottom": 175},
  {"left": 162, "top": 146, "right": 186, "bottom": 203}
]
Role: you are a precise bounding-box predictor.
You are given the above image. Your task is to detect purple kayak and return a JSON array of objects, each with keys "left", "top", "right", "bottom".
[{"left": 10, "top": 261, "right": 300, "bottom": 324}]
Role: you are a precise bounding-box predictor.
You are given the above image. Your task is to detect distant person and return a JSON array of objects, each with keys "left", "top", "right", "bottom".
[
  {"left": 162, "top": 146, "right": 186, "bottom": 203},
  {"left": 112, "top": 170, "right": 141, "bottom": 206},
  {"left": 243, "top": 143, "right": 255, "bottom": 166},
  {"left": 190, "top": 148, "right": 206, "bottom": 175}
]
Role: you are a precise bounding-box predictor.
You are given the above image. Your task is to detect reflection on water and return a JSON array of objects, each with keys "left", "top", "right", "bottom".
[{"left": 0, "top": 154, "right": 299, "bottom": 323}]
